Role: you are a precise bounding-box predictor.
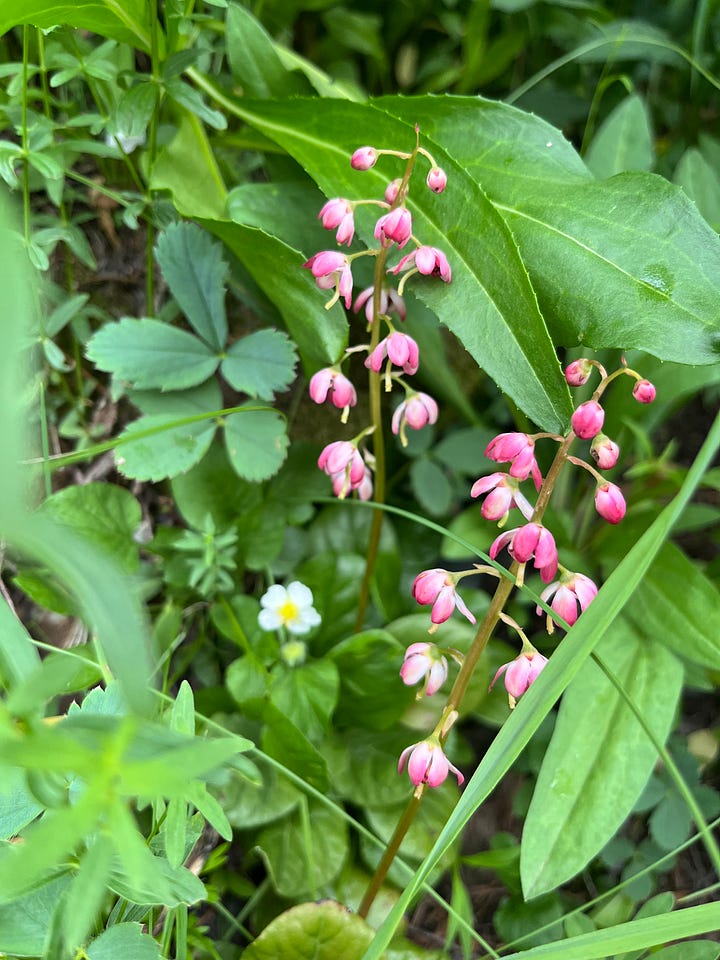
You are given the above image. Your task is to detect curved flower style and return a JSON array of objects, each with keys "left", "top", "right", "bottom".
[
  {"left": 537, "top": 571, "right": 598, "bottom": 628},
  {"left": 318, "top": 198, "right": 355, "bottom": 246},
  {"left": 391, "top": 245, "right": 452, "bottom": 282},
  {"left": 595, "top": 482, "right": 626, "bottom": 524},
  {"left": 490, "top": 650, "right": 548, "bottom": 707},
  {"left": 353, "top": 285, "right": 406, "bottom": 325},
  {"left": 374, "top": 207, "right": 413, "bottom": 248},
  {"left": 400, "top": 642, "right": 448, "bottom": 696},
  {"left": 303, "top": 251, "right": 354, "bottom": 309},
  {"left": 490, "top": 522, "right": 558, "bottom": 582},
  {"left": 258, "top": 581, "right": 321, "bottom": 635},
  {"left": 365, "top": 331, "right": 419, "bottom": 376},
  {"left": 484, "top": 432, "right": 542, "bottom": 489},
  {"left": 412, "top": 568, "right": 476, "bottom": 627},
  {"left": 398, "top": 738, "right": 464, "bottom": 788},
  {"left": 471, "top": 472, "right": 534, "bottom": 524}
]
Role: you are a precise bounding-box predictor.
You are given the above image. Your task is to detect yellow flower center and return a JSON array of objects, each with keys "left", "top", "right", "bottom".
[{"left": 279, "top": 599, "right": 299, "bottom": 623}]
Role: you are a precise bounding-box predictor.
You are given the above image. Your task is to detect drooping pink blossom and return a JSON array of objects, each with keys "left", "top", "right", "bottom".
[
  {"left": 571, "top": 400, "right": 605, "bottom": 440},
  {"left": 392, "top": 245, "right": 452, "bottom": 282},
  {"left": 537, "top": 572, "right": 598, "bottom": 628},
  {"left": 633, "top": 379, "right": 656, "bottom": 404},
  {"left": 595, "top": 482, "right": 626, "bottom": 524},
  {"left": 392, "top": 392, "right": 438, "bottom": 440},
  {"left": 365, "top": 331, "right": 419, "bottom": 376},
  {"left": 318, "top": 441, "right": 365, "bottom": 498},
  {"left": 353, "top": 285, "right": 406, "bottom": 324},
  {"left": 351, "top": 146, "right": 377, "bottom": 170},
  {"left": 565, "top": 359, "right": 593, "bottom": 386},
  {"left": 318, "top": 198, "right": 355, "bottom": 246},
  {"left": 412, "top": 568, "right": 476, "bottom": 626},
  {"left": 590, "top": 433, "right": 620, "bottom": 470},
  {"left": 490, "top": 523, "right": 558, "bottom": 582},
  {"left": 309, "top": 368, "right": 357, "bottom": 417},
  {"left": 490, "top": 650, "right": 548, "bottom": 706},
  {"left": 470, "top": 472, "right": 534, "bottom": 523},
  {"left": 400, "top": 642, "right": 448, "bottom": 696},
  {"left": 303, "top": 251, "right": 354, "bottom": 308},
  {"left": 485, "top": 432, "right": 542, "bottom": 488},
  {"left": 374, "top": 207, "right": 413, "bottom": 248},
  {"left": 398, "top": 739, "right": 464, "bottom": 788},
  {"left": 426, "top": 167, "right": 447, "bottom": 193},
  {"left": 385, "top": 178, "right": 402, "bottom": 204}
]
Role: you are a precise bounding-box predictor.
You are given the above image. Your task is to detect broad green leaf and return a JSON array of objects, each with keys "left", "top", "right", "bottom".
[
  {"left": 585, "top": 93, "right": 655, "bottom": 178},
  {"left": 674, "top": 147, "right": 720, "bottom": 232},
  {"left": 155, "top": 222, "right": 228, "bottom": 350},
  {"left": 0, "top": 587, "right": 41, "bottom": 688},
  {"left": 410, "top": 458, "right": 453, "bottom": 517},
  {"left": 206, "top": 219, "right": 348, "bottom": 369},
  {"left": 164, "top": 77, "right": 227, "bottom": 131},
  {"left": 625, "top": 542, "right": 720, "bottom": 670},
  {"left": 39, "top": 483, "right": 142, "bottom": 573},
  {"left": 164, "top": 797, "right": 187, "bottom": 869},
  {"left": 223, "top": 99, "right": 572, "bottom": 432},
  {"left": 494, "top": 893, "right": 565, "bottom": 948},
  {"left": 86, "top": 923, "right": 162, "bottom": 960},
  {"left": 221, "top": 329, "right": 297, "bottom": 399},
  {"left": 220, "top": 753, "right": 301, "bottom": 830},
  {"left": 374, "top": 95, "right": 720, "bottom": 365},
  {"left": 326, "top": 727, "right": 417, "bottom": 809},
  {"left": 61, "top": 834, "right": 114, "bottom": 952},
  {"left": 171, "top": 440, "right": 262, "bottom": 528},
  {"left": 649, "top": 942, "right": 720, "bottom": 960},
  {"left": 224, "top": 408, "right": 288, "bottom": 482},
  {"left": 0, "top": 876, "right": 70, "bottom": 956},
  {"left": 243, "top": 900, "right": 373, "bottom": 960},
  {"left": 260, "top": 701, "right": 329, "bottom": 793},
  {"left": 110, "top": 82, "right": 158, "bottom": 146},
  {"left": 0, "top": 767, "right": 42, "bottom": 839},
  {"left": 362, "top": 412, "right": 720, "bottom": 959},
  {"left": 117, "top": 380, "right": 222, "bottom": 482},
  {"left": 225, "top": 3, "right": 309, "bottom": 98},
  {"left": 226, "top": 181, "right": 329, "bottom": 252},
  {"left": 269, "top": 659, "right": 339, "bottom": 743},
  {"left": 520, "top": 623, "right": 683, "bottom": 898},
  {"left": 257, "top": 803, "right": 348, "bottom": 899},
  {"left": 0, "top": 0, "right": 152, "bottom": 48},
  {"left": 86, "top": 317, "right": 218, "bottom": 390},
  {"left": 151, "top": 114, "right": 227, "bottom": 220}
]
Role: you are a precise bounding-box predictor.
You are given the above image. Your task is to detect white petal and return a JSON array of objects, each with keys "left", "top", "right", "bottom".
[
  {"left": 258, "top": 608, "right": 283, "bottom": 631},
  {"left": 260, "top": 584, "right": 287, "bottom": 609},
  {"left": 286, "top": 581, "right": 314, "bottom": 608}
]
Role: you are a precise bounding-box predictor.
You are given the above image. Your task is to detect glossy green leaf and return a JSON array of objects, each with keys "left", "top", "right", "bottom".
[
  {"left": 648, "top": 942, "right": 720, "bottom": 960},
  {"left": 225, "top": 2, "right": 309, "bottom": 98},
  {"left": 0, "top": 0, "right": 152, "bottom": 48},
  {"left": 243, "top": 900, "right": 373, "bottom": 960},
  {"left": 151, "top": 114, "right": 227, "bottom": 220},
  {"left": 171, "top": 440, "right": 262, "bottom": 528},
  {"left": 520, "top": 623, "right": 683, "bottom": 898},
  {"left": 0, "top": 587, "right": 40, "bottom": 688},
  {"left": 625, "top": 542, "right": 720, "bottom": 670},
  {"left": 674, "top": 147, "right": 720, "bottom": 231},
  {"left": 0, "top": 767, "right": 42, "bottom": 839},
  {"left": 0, "top": 876, "right": 70, "bottom": 956},
  {"left": 226, "top": 98, "right": 571, "bottom": 432},
  {"left": 220, "top": 753, "right": 300, "bottom": 830},
  {"left": 257, "top": 803, "right": 348, "bottom": 898},
  {"left": 226, "top": 181, "right": 329, "bottom": 253},
  {"left": 86, "top": 923, "right": 162, "bottom": 960},
  {"left": 155, "top": 222, "right": 228, "bottom": 350},
  {"left": 269, "top": 659, "right": 339, "bottom": 743},
  {"left": 206, "top": 219, "right": 348, "bottom": 368},
  {"left": 86, "top": 317, "right": 218, "bottom": 391},
  {"left": 221, "top": 329, "right": 297, "bottom": 399},
  {"left": 374, "top": 95, "right": 720, "bottom": 365},
  {"left": 39, "top": 483, "right": 142, "bottom": 573},
  {"left": 585, "top": 93, "right": 654, "bottom": 177},
  {"left": 224, "top": 408, "right": 288, "bottom": 482},
  {"left": 260, "top": 701, "right": 329, "bottom": 793}
]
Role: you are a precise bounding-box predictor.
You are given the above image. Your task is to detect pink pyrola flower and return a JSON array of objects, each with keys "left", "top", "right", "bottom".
[
  {"left": 309, "top": 368, "right": 357, "bottom": 421},
  {"left": 485, "top": 432, "right": 542, "bottom": 489},
  {"left": 470, "top": 472, "right": 534, "bottom": 524},
  {"left": 318, "top": 198, "right": 355, "bottom": 246},
  {"left": 355, "top": 465, "right": 374, "bottom": 501},
  {"left": 400, "top": 642, "right": 448, "bottom": 696},
  {"left": 392, "top": 245, "right": 452, "bottom": 283},
  {"left": 490, "top": 523, "right": 558, "bottom": 582},
  {"left": 375, "top": 207, "right": 413, "bottom": 248},
  {"left": 595, "top": 482, "right": 626, "bottom": 524},
  {"left": 366, "top": 331, "right": 419, "bottom": 376},
  {"left": 590, "top": 433, "right": 620, "bottom": 470},
  {"left": 351, "top": 146, "right": 377, "bottom": 170},
  {"left": 565, "top": 358, "right": 593, "bottom": 386},
  {"left": 491, "top": 650, "right": 548, "bottom": 707},
  {"left": 392, "top": 392, "right": 438, "bottom": 444},
  {"left": 571, "top": 400, "right": 605, "bottom": 440},
  {"left": 398, "top": 739, "right": 464, "bottom": 788},
  {"left": 385, "top": 178, "right": 402, "bottom": 204},
  {"left": 537, "top": 571, "right": 598, "bottom": 628},
  {"left": 426, "top": 167, "right": 447, "bottom": 193},
  {"left": 412, "top": 568, "right": 476, "bottom": 627},
  {"left": 303, "top": 251, "right": 354, "bottom": 309},
  {"left": 353, "top": 285, "right": 406, "bottom": 324},
  {"left": 633, "top": 379, "right": 656, "bottom": 404},
  {"left": 318, "top": 441, "right": 365, "bottom": 499}
]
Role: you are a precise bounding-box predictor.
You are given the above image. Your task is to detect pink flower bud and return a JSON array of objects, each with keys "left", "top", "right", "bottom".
[
  {"left": 374, "top": 207, "right": 413, "bottom": 248},
  {"left": 564, "top": 359, "right": 593, "bottom": 386},
  {"left": 365, "top": 331, "right": 419, "bottom": 376},
  {"left": 633, "top": 379, "right": 656, "bottom": 403},
  {"left": 398, "top": 739, "right": 464, "bottom": 788},
  {"left": 491, "top": 651, "right": 548, "bottom": 706},
  {"left": 392, "top": 245, "right": 452, "bottom": 282},
  {"left": 537, "top": 572, "right": 598, "bottom": 628},
  {"left": 590, "top": 433, "right": 619, "bottom": 470},
  {"left": 412, "top": 569, "right": 476, "bottom": 626},
  {"left": 384, "top": 178, "right": 402, "bottom": 204},
  {"left": 318, "top": 198, "right": 355, "bottom": 246},
  {"left": 350, "top": 146, "right": 377, "bottom": 170},
  {"left": 400, "top": 642, "right": 448, "bottom": 696},
  {"left": 571, "top": 400, "right": 605, "bottom": 440},
  {"left": 309, "top": 368, "right": 357, "bottom": 416},
  {"left": 595, "top": 482, "right": 626, "bottom": 524},
  {"left": 426, "top": 167, "right": 447, "bottom": 193}
]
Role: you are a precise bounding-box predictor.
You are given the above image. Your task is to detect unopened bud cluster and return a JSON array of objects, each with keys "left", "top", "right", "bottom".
[{"left": 304, "top": 135, "right": 451, "bottom": 499}]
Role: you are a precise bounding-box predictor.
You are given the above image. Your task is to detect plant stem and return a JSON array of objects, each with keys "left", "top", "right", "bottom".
[{"left": 145, "top": 0, "right": 162, "bottom": 314}]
